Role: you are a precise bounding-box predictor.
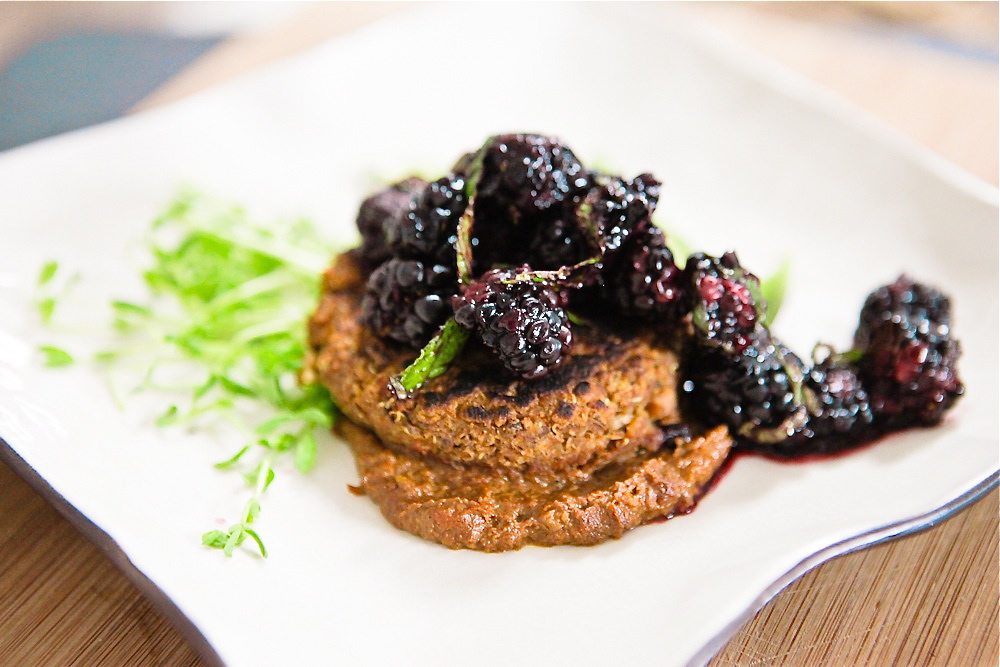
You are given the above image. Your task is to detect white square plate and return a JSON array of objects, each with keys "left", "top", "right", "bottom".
[{"left": 0, "top": 5, "right": 996, "bottom": 666}]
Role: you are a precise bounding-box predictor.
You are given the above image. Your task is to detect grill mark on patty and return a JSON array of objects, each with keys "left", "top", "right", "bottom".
[
  {"left": 420, "top": 345, "right": 622, "bottom": 409},
  {"left": 308, "top": 253, "right": 687, "bottom": 476}
]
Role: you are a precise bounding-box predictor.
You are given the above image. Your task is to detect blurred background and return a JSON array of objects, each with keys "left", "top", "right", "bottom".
[
  {"left": 0, "top": 2, "right": 304, "bottom": 150},
  {"left": 1, "top": 2, "right": 997, "bottom": 183}
]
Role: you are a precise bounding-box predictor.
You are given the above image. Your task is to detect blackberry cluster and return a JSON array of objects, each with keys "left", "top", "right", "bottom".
[
  {"left": 355, "top": 176, "right": 468, "bottom": 349},
  {"left": 452, "top": 268, "right": 572, "bottom": 379},
  {"left": 681, "top": 330, "right": 807, "bottom": 445},
  {"left": 361, "top": 258, "right": 455, "bottom": 348},
  {"left": 348, "top": 134, "right": 963, "bottom": 451},
  {"left": 679, "top": 257, "right": 963, "bottom": 454},
  {"left": 853, "top": 276, "right": 963, "bottom": 427},
  {"left": 679, "top": 251, "right": 878, "bottom": 451}
]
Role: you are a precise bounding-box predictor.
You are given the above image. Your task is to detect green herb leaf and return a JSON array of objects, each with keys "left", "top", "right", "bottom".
[
  {"left": 201, "top": 529, "right": 229, "bottom": 549},
  {"left": 218, "top": 376, "right": 255, "bottom": 397},
  {"left": 86, "top": 190, "right": 339, "bottom": 559},
  {"left": 761, "top": 259, "right": 791, "bottom": 327},
  {"left": 294, "top": 406, "right": 333, "bottom": 429},
  {"left": 390, "top": 319, "right": 470, "bottom": 399},
  {"left": 38, "top": 345, "right": 74, "bottom": 367},
  {"left": 243, "top": 528, "right": 268, "bottom": 558},
  {"left": 455, "top": 198, "right": 476, "bottom": 286},
  {"left": 254, "top": 413, "right": 298, "bottom": 435},
  {"left": 193, "top": 374, "right": 219, "bottom": 399},
  {"left": 111, "top": 300, "right": 153, "bottom": 317},
  {"left": 294, "top": 430, "right": 317, "bottom": 473},
  {"left": 223, "top": 525, "right": 245, "bottom": 557},
  {"left": 94, "top": 350, "right": 118, "bottom": 363},
  {"left": 38, "top": 261, "right": 59, "bottom": 286},
  {"left": 245, "top": 463, "right": 275, "bottom": 493},
  {"left": 156, "top": 405, "right": 179, "bottom": 427},
  {"left": 215, "top": 445, "right": 250, "bottom": 469},
  {"left": 660, "top": 225, "right": 692, "bottom": 264},
  {"left": 37, "top": 297, "right": 56, "bottom": 324},
  {"left": 245, "top": 499, "right": 262, "bottom": 524}
]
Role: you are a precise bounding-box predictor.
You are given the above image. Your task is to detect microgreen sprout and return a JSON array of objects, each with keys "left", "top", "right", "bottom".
[
  {"left": 35, "top": 260, "right": 79, "bottom": 324},
  {"left": 38, "top": 345, "right": 74, "bottom": 367},
  {"left": 97, "top": 189, "right": 340, "bottom": 558}
]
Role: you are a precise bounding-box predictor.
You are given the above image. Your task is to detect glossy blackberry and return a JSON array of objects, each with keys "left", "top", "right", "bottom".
[
  {"left": 384, "top": 175, "right": 467, "bottom": 265},
  {"left": 526, "top": 211, "right": 593, "bottom": 270},
  {"left": 452, "top": 268, "right": 572, "bottom": 379},
  {"left": 355, "top": 177, "right": 425, "bottom": 268},
  {"left": 686, "top": 251, "right": 765, "bottom": 353},
  {"left": 361, "top": 258, "right": 456, "bottom": 348},
  {"left": 477, "top": 134, "right": 589, "bottom": 214},
  {"left": 853, "top": 276, "right": 963, "bottom": 426},
  {"left": 803, "top": 360, "right": 874, "bottom": 439},
  {"left": 591, "top": 173, "right": 661, "bottom": 254},
  {"left": 680, "top": 332, "right": 807, "bottom": 445},
  {"left": 599, "top": 225, "right": 687, "bottom": 321}
]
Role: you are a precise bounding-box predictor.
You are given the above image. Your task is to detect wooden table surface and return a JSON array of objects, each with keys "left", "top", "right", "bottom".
[{"left": 1, "top": 3, "right": 997, "bottom": 666}]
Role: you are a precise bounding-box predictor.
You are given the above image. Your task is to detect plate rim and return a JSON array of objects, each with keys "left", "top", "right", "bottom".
[
  {"left": 0, "top": 5, "right": 996, "bottom": 664},
  {"left": 687, "top": 469, "right": 999, "bottom": 666},
  {"left": 0, "top": 436, "right": 225, "bottom": 667},
  {"left": 3, "top": 430, "right": 996, "bottom": 667}
]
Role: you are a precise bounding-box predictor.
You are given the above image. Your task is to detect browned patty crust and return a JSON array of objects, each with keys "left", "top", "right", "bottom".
[
  {"left": 307, "top": 253, "right": 733, "bottom": 550},
  {"left": 307, "top": 254, "right": 684, "bottom": 477},
  {"left": 339, "top": 419, "right": 732, "bottom": 552}
]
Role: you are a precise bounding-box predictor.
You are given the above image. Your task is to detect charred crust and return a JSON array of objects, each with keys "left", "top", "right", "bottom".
[
  {"left": 464, "top": 405, "right": 490, "bottom": 420},
  {"left": 309, "top": 284, "right": 685, "bottom": 477}
]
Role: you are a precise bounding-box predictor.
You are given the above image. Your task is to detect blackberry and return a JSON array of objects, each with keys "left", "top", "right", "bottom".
[
  {"left": 591, "top": 173, "right": 661, "bottom": 254},
  {"left": 526, "top": 211, "right": 593, "bottom": 270},
  {"left": 853, "top": 276, "right": 963, "bottom": 426},
  {"left": 529, "top": 173, "right": 663, "bottom": 272},
  {"left": 384, "top": 175, "right": 467, "bottom": 265},
  {"left": 803, "top": 360, "right": 874, "bottom": 440},
  {"left": 361, "top": 258, "right": 456, "bottom": 348},
  {"left": 355, "top": 177, "right": 425, "bottom": 268},
  {"left": 477, "top": 134, "right": 589, "bottom": 214},
  {"left": 451, "top": 268, "right": 572, "bottom": 379},
  {"left": 465, "top": 197, "right": 522, "bottom": 273},
  {"left": 598, "top": 225, "right": 687, "bottom": 321},
  {"left": 680, "top": 331, "right": 808, "bottom": 445},
  {"left": 686, "top": 251, "right": 765, "bottom": 353}
]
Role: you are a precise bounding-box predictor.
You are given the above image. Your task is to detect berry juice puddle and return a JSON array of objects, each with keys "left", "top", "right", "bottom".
[{"left": 306, "top": 133, "right": 964, "bottom": 551}]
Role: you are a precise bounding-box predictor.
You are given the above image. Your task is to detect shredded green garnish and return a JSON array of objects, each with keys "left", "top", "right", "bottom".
[
  {"left": 34, "top": 260, "right": 78, "bottom": 324},
  {"left": 99, "top": 189, "right": 339, "bottom": 558},
  {"left": 38, "top": 261, "right": 59, "bottom": 286},
  {"left": 38, "top": 345, "right": 74, "bottom": 367}
]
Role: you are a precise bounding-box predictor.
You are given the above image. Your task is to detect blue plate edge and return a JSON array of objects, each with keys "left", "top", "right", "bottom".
[{"left": 687, "top": 468, "right": 1000, "bottom": 667}]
